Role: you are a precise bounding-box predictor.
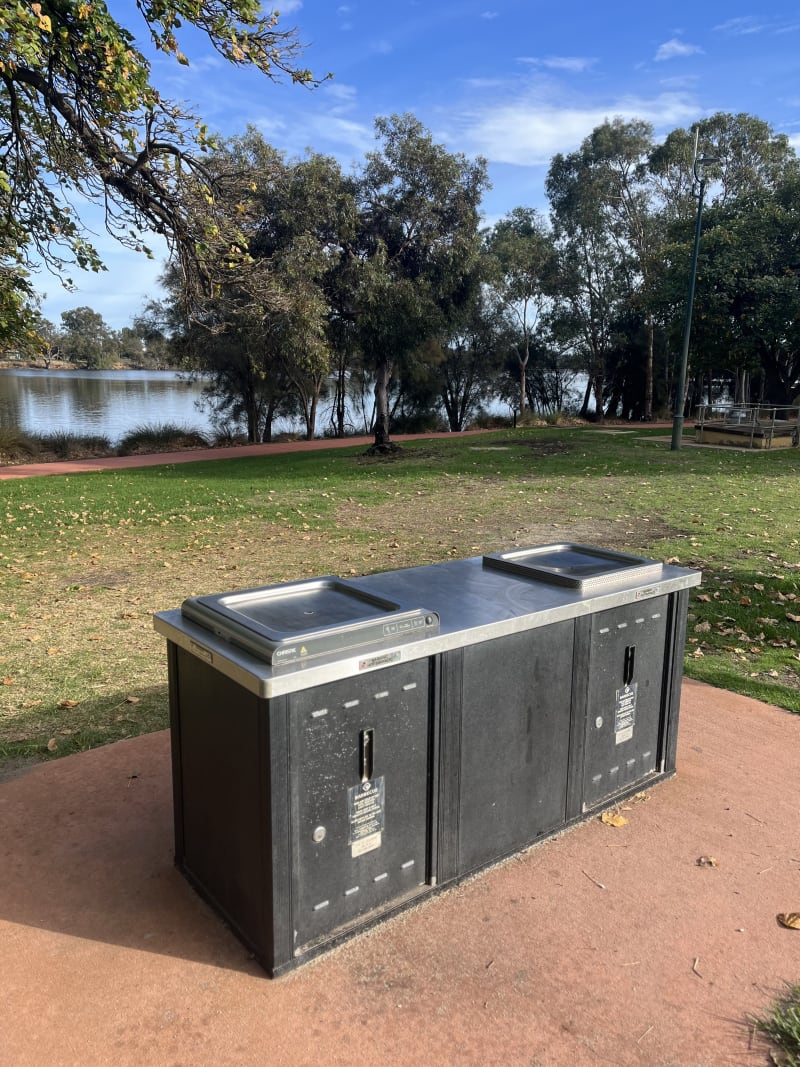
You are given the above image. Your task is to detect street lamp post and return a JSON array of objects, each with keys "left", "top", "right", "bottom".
[{"left": 670, "top": 142, "right": 718, "bottom": 451}]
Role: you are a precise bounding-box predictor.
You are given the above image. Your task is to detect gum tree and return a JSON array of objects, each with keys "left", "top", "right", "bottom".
[
  {"left": 483, "top": 207, "right": 555, "bottom": 417},
  {"left": 354, "top": 115, "right": 488, "bottom": 451}
]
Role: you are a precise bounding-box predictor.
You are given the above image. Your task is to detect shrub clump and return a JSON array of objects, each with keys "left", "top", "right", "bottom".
[
  {"left": 0, "top": 427, "right": 39, "bottom": 463},
  {"left": 117, "top": 423, "right": 209, "bottom": 456},
  {"left": 35, "top": 432, "right": 112, "bottom": 459}
]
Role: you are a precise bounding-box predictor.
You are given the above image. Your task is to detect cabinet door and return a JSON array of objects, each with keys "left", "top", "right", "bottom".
[
  {"left": 456, "top": 623, "right": 574, "bottom": 875},
  {"left": 289, "top": 659, "right": 432, "bottom": 953},
  {"left": 582, "top": 597, "right": 669, "bottom": 809}
]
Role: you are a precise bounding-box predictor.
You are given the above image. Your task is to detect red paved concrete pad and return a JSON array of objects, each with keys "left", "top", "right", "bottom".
[{"left": 1, "top": 679, "right": 798, "bottom": 1066}]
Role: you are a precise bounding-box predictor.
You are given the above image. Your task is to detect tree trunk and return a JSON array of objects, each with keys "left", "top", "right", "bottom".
[
  {"left": 331, "top": 350, "right": 347, "bottom": 436},
  {"left": 579, "top": 375, "right": 593, "bottom": 419},
  {"left": 519, "top": 334, "right": 529, "bottom": 415},
  {"left": 306, "top": 392, "right": 318, "bottom": 441},
  {"left": 371, "top": 358, "right": 396, "bottom": 450},
  {"left": 645, "top": 314, "right": 654, "bottom": 421},
  {"left": 592, "top": 374, "right": 605, "bottom": 423},
  {"left": 247, "top": 396, "right": 258, "bottom": 443}
]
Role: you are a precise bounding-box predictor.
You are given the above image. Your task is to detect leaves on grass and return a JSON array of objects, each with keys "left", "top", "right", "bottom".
[
  {"left": 46, "top": 738, "right": 58, "bottom": 752},
  {"left": 777, "top": 912, "right": 800, "bottom": 930},
  {"left": 2, "top": 676, "right": 14, "bottom": 685},
  {"left": 786, "top": 614, "right": 800, "bottom": 624},
  {"left": 57, "top": 698, "right": 79, "bottom": 708},
  {"left": 600, "top": 811, "right": 628, "bottom": 827}
]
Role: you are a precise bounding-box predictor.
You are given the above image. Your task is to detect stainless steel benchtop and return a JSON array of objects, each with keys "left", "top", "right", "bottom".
[{"left": 154, "top": 553, "right": 701, "bottom": 698}]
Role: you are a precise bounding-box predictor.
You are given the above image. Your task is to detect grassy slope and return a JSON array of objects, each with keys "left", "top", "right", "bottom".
[{"left": 1, "top": 426, "right": 798, "bottom": 768}]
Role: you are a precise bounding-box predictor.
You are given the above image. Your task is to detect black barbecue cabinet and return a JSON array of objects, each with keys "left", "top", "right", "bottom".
[{"left": 155, "top": 544, "right": 700, "bottom": 975}]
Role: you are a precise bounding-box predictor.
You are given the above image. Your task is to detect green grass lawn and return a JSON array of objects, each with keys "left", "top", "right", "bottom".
[{"left": 2, "top": 425, "right": 799, "bottom": 769}]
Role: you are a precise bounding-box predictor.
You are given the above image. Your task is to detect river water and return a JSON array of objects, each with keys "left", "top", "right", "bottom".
[{"left": 0, "top": 368, "right": 218, "bottom": 446}]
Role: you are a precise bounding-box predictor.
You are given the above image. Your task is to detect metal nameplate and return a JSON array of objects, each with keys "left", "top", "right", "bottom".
[
  {"left": 189, "top": 640, "right": 213, "bottom": 664},
  {"left": 358, "top": 650, "right": 402, "bottom": 671},
  {"left": 348, "top": 776, "right": 385, "bottom": 857},
  {"left": 615, "top": 683, "right": 637, "bottom": 744}
]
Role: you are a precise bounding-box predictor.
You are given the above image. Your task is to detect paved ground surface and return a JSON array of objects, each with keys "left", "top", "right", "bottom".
[{"left": 1, "top": 678, "right": 798, "bottom": 1067}]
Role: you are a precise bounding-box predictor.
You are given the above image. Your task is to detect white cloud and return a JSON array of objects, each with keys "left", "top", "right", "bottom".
[
  {"left": 275, "top": 1, "right": 303, "bottom": 13},
  {"left": 517, "top": 56, "right": 596, "bottom": 73},
  {"left": 458, "top": 91, "right": 699, "bottom": 166},
  {"left": 659, "top": 74, "right": 700, "bottom": 89},
  {"left": 788, "top": 133, "right": 800, "bottom": 151},
  {"left": 714, "top": 16, "right": 765, "bottom": 35},
  {"left": 306, "top": 115, "right": 374, "bottom": 157},
  {"left": 255, "top": 110, "right": 373, "bottom": 162},
  {"left": 323, "top": 83, "right": 358, "bottom": 111},
  {"left": 481, "top": 11, "right": 500, "bottom": 19},
  {"left": 541, "top": 56, "right": 597, "bottom": 73},
  {"left": 254, "top": 115, "right": 289, "bottom": 140},
  {"left": 654, "top": 38, "right": 704, "bottom": 61}
]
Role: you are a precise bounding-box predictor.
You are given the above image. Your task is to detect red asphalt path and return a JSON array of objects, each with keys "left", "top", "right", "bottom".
[{"left": 0, "top": 431, "right": 490, "bottom": 479}]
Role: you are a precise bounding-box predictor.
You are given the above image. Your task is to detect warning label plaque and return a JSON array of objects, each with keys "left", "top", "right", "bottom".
[
  {"left": 348, "top": 776, "right": 385, "bottom": 858},
  {"left": 614, "top": 683, "right": 637, "bottom": 744}
]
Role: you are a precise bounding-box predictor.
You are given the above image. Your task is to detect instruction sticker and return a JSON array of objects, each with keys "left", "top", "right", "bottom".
[
  {"left": 614, "top": 683, "right": 637, "bottom": 744},
  {"left": 348, "top": 776, "right": 385, "bottom": 858}
]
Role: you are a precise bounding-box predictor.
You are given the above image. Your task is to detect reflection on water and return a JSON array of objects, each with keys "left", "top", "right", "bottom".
[{"left": 0, "top": 369, "right": 215, "bottom": 445}]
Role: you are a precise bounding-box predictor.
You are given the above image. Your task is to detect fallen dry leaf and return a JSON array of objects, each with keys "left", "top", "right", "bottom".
[
  {"left": 777, "top": 912, "right": 800, "bottom": 930},
  {"left": 2, "top": 676, "right": 14, "bottom": 686},
  {"left": 46, "top": 738, "right": 58, "bottom": 752},
  {"left": 125, "top": 696, "right": 140, "bottom": 704},
  {"left": 697, "top": 856, "right": 718, "bottom": 868},
  {"left": 787, "top": 614, "right": 800, "bottom": 624},
  {"left": 58, "top": 699, "right": 79, "bottom": 709},
  {"left": 600, "top": 811, "right": 629, "bottom": 828}
]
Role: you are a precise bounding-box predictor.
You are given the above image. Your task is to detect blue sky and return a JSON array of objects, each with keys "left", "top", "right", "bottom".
[{"left": 37, "top": 0, "right": 800, "bottom": 330}]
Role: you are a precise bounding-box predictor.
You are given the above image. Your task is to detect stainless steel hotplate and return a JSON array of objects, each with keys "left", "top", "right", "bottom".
[
  {"left": 482, "top": 543, "right": 663, "bottom": 594},
  {"left": 181, "top": 577, "right": 439, "bottom": 670}
]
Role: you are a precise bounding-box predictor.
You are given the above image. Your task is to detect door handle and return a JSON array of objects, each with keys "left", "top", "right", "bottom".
[
  {"left": 624, "top": 645, "right": 636, "bottom": 686},
  {"left": 360, "top": 728, "right": 374, "bottom": 782}
]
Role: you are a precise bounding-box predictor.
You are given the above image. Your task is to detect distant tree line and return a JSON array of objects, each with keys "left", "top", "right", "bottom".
[
  {"left": 2, "top": 4, "right": 798, "bottom": 444},
  {"left": 140, "top": 110, "right": 800, "bottom": 443},
  {"left": 17, "top": 306, "right": 173, "bottom": 370}
]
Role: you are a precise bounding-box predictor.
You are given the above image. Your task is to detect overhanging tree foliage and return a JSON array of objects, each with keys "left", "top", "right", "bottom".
[{"left": 0, "top": 0, "right": 321, "bottom": 341}]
